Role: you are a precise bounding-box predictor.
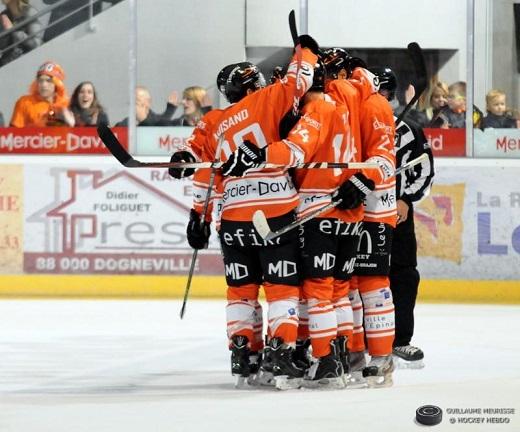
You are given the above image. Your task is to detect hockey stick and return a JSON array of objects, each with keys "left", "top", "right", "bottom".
[
  {"left": 253, "top": 153, "right": 429, "bottom": 241},
  {"left": 179, "top": 134, "right": 225, "bottom": 319},
  {"left": 394, "top": 42, "right": 428, "bottom": 127},
  {"left": 97, "top": 124, "right": 379, "bottom": 170},
  {"left": 289, "top": 9, "right": 302, "bottom": 117}
]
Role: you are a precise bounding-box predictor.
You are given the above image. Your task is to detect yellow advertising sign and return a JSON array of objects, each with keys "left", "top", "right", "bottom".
[
  {"left": 416, "top": 183, "right": 465, "bottom": 263},
  {"left": 0, "top": 165, "right": 23, "bottom": 273}
]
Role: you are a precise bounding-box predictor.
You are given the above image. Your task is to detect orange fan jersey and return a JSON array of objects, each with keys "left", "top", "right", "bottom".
[
  {"left": 201, "top": 48, "right": 318, "bottom": 222},
  {"left": 266, "top": 94, "right": 363, "bottom": 223}
]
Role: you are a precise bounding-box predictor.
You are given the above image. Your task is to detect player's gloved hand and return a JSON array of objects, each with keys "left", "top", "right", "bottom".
[
  {"left": 297, "top": 34, "right": 320, "bottom": 55},
  {"left": 186, "top": 209, "right": 211, "bottom": 249},
  {"left": 221, "top": 140, "right": 265, "bottom": 177},
  {"left": 168, "top": 151, "right": 196, "bottom": 179},
  {"left": 332, "top": 173, "right": 375, "bottom": 210}
]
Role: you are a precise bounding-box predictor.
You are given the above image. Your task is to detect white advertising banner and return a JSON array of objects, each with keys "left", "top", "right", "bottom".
[
  {"left": 23, "top": 162, "right": 223, "bottom": 275},
  {"left": 135, "top": 126, "right": 194, "bottom": 156},
  {"left": 416, "top": 165, "right": 520, "bottom": 279},
  {"left": 474, "top": 128, "right": 520, "bottom": 158}
]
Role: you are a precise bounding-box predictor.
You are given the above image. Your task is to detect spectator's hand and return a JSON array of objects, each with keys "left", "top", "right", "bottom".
[
  {"left": 405, "top": 84, "right": 415, "bottom": 105},
  {"left": 201, "top": 92, "right": 212, "bottom": 108},
  {"left": 396, "top": 199, "right": 409, "bottom": 224},
  {"left": 168, "top": 90, "right": 179, "bottom": 106},
  {"left": 1, "top": 14, "right": 13, "bottom": 30},
  {"left": 332, "top": 173, "right": 375, "bottom": 210},
  {"left": 221, "top": 140, "right": 265, "bottom": 177},
  {"left": 168, "top": 151, "right": 196, "bottom": 179},
  {"left": 61, "top": 107, "right": 75, "bottom": 126},
  {"left": 186, "top": 209, "right": 211, "bottom": 249}
]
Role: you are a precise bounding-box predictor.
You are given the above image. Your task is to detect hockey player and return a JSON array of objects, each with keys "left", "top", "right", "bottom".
[
  {"left": 322, "top": 48, "right": 397, "bottom": 388},
  {"left": 370, "top": 67, "right": 434, "bottom": 368},
  {"left": 195, "top": 38, "right": 319, "bottom": 390},
  {"left": 168, "top": 64, "right": 266, "bottom": 383},
  {"left": 254, "top": 59, "right": 379, "bottom": 388}
]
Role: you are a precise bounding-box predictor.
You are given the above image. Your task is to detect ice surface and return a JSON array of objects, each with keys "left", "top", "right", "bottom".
[{"left": 0, "top": 300, "right": 519, "bottom": 431}]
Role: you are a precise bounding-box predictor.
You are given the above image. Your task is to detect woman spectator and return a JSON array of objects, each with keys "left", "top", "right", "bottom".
[
  {"left": 170, "top": 86, "right": 211, "bottom": 126},
  {"left": 10, "top": 60, "right": 75, "bottom": 127},
  {"left": 421, "top": 81, "right": 448, "bottom": 122},
  {"left": 70, "top": 81, "right": 109, "bottom": 126},
  {"left": 0, "top": 0, "right": 42, "bottom": 66}
]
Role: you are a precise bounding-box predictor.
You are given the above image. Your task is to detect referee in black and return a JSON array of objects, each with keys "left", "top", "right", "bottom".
[{"left": 370, "top": 66, "right": 435, "bottom": 367}]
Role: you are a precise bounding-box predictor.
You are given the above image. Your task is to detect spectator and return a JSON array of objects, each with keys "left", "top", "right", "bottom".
[
  {"left": 69, "top": 81, "right": 109, "bottom": 126},
  {"left": 420, "top": 81, "right": 448, "bottom": 122},
  {"left": 10, "top": 60, "right": 75, "bottom": 127},
  {"left": 0, "top": 0, "right": 42, "bottom": 66},
  {"left": 429, "top": 81, "right": 483, "bottom": 129},
  {"left": 115, "top": 86, "right": 173, "bottom": 126},
  {"left": 481, "top": 89, "right": 516, "bottom": 129},
  {"left": 0, "top": 110, "right": 4, "bottom": 126},
  {"left": 42, "top": 0, "right": 121, "bottom": 43},
  {"left": 170, "top": 86, "right": 211, "bottom": 126}
]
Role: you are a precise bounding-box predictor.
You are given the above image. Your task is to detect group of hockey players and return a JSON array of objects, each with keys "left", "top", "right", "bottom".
[{"left": 167, "top": 32, "right": 434, "bottom": 390}]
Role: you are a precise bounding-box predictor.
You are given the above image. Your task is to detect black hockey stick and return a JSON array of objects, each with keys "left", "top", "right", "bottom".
[
  {"left": 179, "top": 134, "right": 225, "bottom": 319},
  {"left": 252, "top": 153, "right": 429, "bottom": 241},
  {"left": 288, "top": 9, "right": 302, "bottom": 116},
  {"left": 97, "top": 124, "right": 379, "bottom": 170},
  {"left": 394, "top": 42, "right": 428, "bottom": 127}
]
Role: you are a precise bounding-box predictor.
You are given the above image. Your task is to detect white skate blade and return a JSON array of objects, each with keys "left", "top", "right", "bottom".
[
  {"left": 366, "top": 374, "right": 393, "bottom": 388},
  {"left": 254, "top": 370, "right": 275, "bottom": 387},
  {"left": 303, "top": 376, "right": 345, "bottom": 390},
  {"left": 345, "top": 371, "right": 368, "bottom": 389},
  {"left": 274, "top": 375, "right": 302, "bottom": 390},
  {"left": 393, "top": 355, "right": 425, "bottom": 370}
]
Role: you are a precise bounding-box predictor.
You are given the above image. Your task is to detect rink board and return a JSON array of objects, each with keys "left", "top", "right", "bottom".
[{"left": 0, "top": 275, "right": 519, "bottom": 304}]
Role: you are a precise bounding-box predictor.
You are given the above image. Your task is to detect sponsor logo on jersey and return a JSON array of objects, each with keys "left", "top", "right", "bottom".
[{"left": 267, "top": 260, "right": 298, "bottom": 278}]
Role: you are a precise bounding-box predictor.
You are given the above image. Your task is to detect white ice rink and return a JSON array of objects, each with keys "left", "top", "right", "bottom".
[{"left": 1, "top": 300, "right": 519, "bottom": 432}]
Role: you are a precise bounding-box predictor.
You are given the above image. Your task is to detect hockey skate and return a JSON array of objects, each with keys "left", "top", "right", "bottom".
[
  {"left": 303, "top": 341, "right": 345, "bottom": 389},
  {"left": 362, "top": 355, "right": 394, "bottom": 388},
  {"left": 245, "top": 351, "right": 263, "bottom": 386},
  {"left": 346, "top": 350, "right": 368, "bottom": 388},
  {"left": 254, "top": 343, "right": 275, "bottom": 387},
  {"left": 392, "top": 345, "right": 425, "bottom": 369},
  {"left": 334, "top": 336, "right": 351, "bottom": 386},
  {"left": 294, "top": 339, "right": 311, "bottom": 371},
  {"left": 269, "top": 337, "right": 305, "bottom": 390},
  {"left": 230, "top": 335, "right": 251, "bottom": 388}
]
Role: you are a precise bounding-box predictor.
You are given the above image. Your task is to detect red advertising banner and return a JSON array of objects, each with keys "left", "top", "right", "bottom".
[
  {"left": 0, "top": 127, "right": 128, "bottom": 154},
  {"left": 423, "top": 128, "right": 466, "bottom": 157}
]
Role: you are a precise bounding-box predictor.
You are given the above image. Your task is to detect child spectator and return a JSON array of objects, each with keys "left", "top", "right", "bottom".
[
  {"left": 70, "top": 81, "right": 109, "bottom": 126},
  {"left": 481, "top": 89, "right": 516, "bottom": 129},
  {"left": 170, "top": 86, "right": 211, "bottom": 126},
  {"left": 10, "top": 60, "right": 75, "bottom": 127},
  {"left": 0, "top": 0, "right": 42, "bottom": 66},
  {"left": 429, "top": 81, "right": 482, "bottom": 129}
]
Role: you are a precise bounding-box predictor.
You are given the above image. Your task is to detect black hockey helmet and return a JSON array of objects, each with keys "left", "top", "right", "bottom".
[
  {"left": 216, "top": 63, "right": 237, "bottom": 98},
  {"left": 369, "top": 66, "right": 397, "bottom": 100},
  {"left": 224, "top": 62, "right": 266, "bottom": 103},
  {"left": 309, "top": 57, "right": 326, "bottom": 92},
  {"left": 321, "top": 47, "right": 367, "bottom": 79},
  {"left": 269, "top": 65, "right": 285, "bottom": 84}
]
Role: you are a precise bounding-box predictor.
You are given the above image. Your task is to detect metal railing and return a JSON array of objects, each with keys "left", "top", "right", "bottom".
[{"left": 0, "top": 0, "right": 120, "bottom": 66}]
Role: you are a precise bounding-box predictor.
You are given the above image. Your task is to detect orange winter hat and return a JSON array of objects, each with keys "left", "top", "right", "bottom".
[{"left": 37, "top": 61, "right": 65, "bottom": 82}]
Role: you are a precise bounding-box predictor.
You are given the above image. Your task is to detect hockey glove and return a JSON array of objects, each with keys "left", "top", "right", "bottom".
[
  {"left": 186, "top": 209, "right": 211, "bottom": 250},
  {"left": 168, "top": 151, "right": 196, "bottom": 179},
  {"left": 297, "top": 34, "right": 320, "bottom": 55},
  {"left": 332, "top": 173, "right": 375, "bottom": 210},
  {"left": 221, "top": 140, "right": 265, "bottom": 177}
]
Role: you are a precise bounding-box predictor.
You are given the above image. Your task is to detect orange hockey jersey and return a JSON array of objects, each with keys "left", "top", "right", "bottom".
[
  {"left": 201, "top": 48, "right": 318, "bottom": 222},
  {"left": 266, "top": 94, "right": 363, "bottom": 222}
]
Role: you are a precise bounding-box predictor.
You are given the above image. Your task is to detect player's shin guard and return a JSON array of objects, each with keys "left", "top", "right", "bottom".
[
  {"left": 333, "top": 279, "right": 353, "bottom": 350},
  {"left": 307, "top": 298, "right": 337, "bottom": 358},
  {"left": 348, "top": 283, "right": 365, "bottom": 353},
  {"left": 358, "top": 276, "right": 395, "bottom": 357},
  {"left": 226, "top": 284, "right": 260, "bottom": 344},
  {"left": 252, "top": 300, "right": 264, "bottom": 353},
  {"left": 297, "top": 299, "right": 309, "bottom": 341},
  {"left": 264, "top": 283, "right": 300, "bottom": 345}
]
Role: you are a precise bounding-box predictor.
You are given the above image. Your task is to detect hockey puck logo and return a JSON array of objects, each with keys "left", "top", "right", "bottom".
[{"left": 416, "top": 405, "right": 442, "bottom": 426}]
